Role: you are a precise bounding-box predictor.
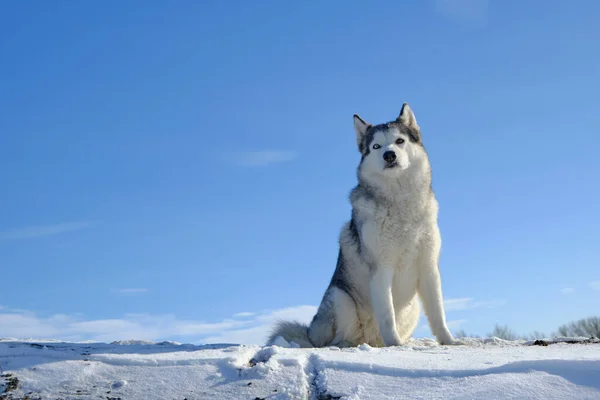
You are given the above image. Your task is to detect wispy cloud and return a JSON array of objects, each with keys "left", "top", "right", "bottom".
[
  {"left": 112, "top": 288, "right": 149, "bottom": 295},
  {"left": 0, "top": 222, "right": 90, "bottom": 239},
  {"left": 417, "top": 318, "right": 467, "bottom": 334},
  {"left": 590, "top": 281, "right": 600, "bottom": 291},
  {"left": 444, "top": 297, "right": 506, "bottom": 311},
  {"left": 234, "top": 150, "right": 297, "bottom": 167},
  {"left": 444, "top": 298, "right": 473, "bottom": 311},
  {"left": 560, "top": 288, "right": 575, "bottom": 295},
  {"left": 0, "top": 296, "right": 503, "bottom": 345},
  {"left": 447, "top": 319, "right": 467, "bottom": 329},
  {"left": 232, "top": 312, "right": 255, "bottom": 318},
  {"left": 0, "top": 305, "right": 317, "bottom": 345},
  {"left": 435, "top": 0, "right": 489, "bottom": 26},
  {"left": 202, "top": 305, "right": 316, "bottom": 344}
]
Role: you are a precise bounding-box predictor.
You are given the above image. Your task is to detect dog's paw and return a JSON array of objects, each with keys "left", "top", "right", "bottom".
[{"left": 383, "top": 338, "right": 404, "bottom": 347}]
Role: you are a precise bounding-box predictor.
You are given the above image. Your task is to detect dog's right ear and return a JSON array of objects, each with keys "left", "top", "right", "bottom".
[{"left": 354, "top": 114, "right": 371, "bottom": 151}]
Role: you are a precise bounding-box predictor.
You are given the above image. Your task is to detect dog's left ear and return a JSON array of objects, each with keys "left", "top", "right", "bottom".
[{"left": 397, "top": 103, "right": 419, "bottom": 129}]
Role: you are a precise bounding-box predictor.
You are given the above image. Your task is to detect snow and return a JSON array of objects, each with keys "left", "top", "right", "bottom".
[{"left": 1, "top": 337, "right": 600, "bottom": 399}]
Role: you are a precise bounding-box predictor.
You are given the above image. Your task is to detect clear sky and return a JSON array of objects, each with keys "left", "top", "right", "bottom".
[{"left": 1, "top": 0, "right": 599, "bottom": 344}]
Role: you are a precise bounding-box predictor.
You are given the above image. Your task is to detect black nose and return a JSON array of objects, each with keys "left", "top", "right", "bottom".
[{"left": 383, "top": 151, "right": 396, "bottom": 163}]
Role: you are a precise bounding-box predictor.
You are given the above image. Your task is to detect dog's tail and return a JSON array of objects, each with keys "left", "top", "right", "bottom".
[{"left": 266, "top": 320, "right": 313, "bottom": 348}]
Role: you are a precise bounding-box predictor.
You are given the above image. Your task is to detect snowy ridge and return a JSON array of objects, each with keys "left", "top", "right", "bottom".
[{"left": 1, "top": 337, "right": 600, "bottom": 399}]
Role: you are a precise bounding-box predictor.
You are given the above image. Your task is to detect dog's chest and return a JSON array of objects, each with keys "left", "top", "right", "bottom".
[{"left": 361, "top": 201, "right": 427, "bottom": 266}]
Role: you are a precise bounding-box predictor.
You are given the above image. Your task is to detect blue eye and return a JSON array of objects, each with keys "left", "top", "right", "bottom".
[{"left": 373, "top": 144, "right": 381, "bottom": 149}]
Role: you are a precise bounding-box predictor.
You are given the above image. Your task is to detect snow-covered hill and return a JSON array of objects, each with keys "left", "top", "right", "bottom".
[{"left": 1, "top": 337, "right": 599, "bottom": 399}]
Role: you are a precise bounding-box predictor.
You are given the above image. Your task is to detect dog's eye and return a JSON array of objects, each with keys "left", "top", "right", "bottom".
[
  {"left": 373, "top": 144, "right": 381, "bottom": 149},
  {"left": 396, "top": 138, "right": 405, "bottom": 145}
]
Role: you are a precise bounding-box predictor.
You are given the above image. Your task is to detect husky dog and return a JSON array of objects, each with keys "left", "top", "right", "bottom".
[{"left": 267, "top": 103, "right": 460, "bottom": 348}]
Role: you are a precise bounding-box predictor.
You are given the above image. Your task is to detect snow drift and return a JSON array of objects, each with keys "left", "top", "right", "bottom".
[{"left": 1, "top": 337, "right": 599, "bottom": 399}]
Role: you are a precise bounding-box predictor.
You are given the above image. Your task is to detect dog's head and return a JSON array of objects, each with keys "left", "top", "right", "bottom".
[{"left": 354, "top": 103, "right": 424, "bottom": 176}]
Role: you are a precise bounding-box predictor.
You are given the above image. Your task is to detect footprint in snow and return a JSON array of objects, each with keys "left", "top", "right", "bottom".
[{"left": 111, "top": 380, "right": 128, "bottom": 389}]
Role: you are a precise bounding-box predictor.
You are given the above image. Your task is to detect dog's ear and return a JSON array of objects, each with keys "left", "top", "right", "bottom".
[
  {"left": 354, "top": 114, "right": 371, "bottom": 151},
  {"left": 397, "top": 103, "right": 418, "bottom": 129}
]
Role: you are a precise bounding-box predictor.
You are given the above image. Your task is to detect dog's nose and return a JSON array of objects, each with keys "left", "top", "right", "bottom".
[{"left": 383, "top": 151, "right": 396, "bottom": 163}]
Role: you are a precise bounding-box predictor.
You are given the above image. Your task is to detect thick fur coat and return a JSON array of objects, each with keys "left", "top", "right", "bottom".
[{"left": 267, "top": 103, "right": 460, "bottom": 348}]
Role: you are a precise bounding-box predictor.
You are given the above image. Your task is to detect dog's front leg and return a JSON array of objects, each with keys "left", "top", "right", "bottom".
[
  {"left": 417, "top": 231, "right": 459, "bottom": 345},
  {"left": 418, "top": 267, "right": 457, "bottom": 345},
  {"left": 370, "top": 267, "right": 403, "bottom": 346}
]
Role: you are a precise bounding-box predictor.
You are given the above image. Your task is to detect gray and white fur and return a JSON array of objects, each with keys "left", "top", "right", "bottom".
[{"left": 267, "top": 103, "right": 460, "bottom": 348}]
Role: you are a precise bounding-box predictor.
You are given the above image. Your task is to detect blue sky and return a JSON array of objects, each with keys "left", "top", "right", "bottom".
[{"left": 1, "top": 0, "right": 599, "bottom": 344}]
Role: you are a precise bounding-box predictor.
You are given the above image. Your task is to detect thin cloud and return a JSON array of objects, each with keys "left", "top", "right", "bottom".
[
  {"left": 0, "top": 301, "right": 493, "bottom": 345},
  {"left": 0, "top": 305, "right": 317, "bottom": 345},
  {"left": 0, "top": 222, "right": 90, "bottom": 239},
  {"left": 234, "top": 150, "right": 297, "bottom": 167},
  {"left": 560, "top": 288, "right": 575, "bottom": 295},
  {"left": 417, "top": 319, "right": 467, "bottom": 334},
  {"left": 444, "top": 298, "right": 473, "bottom": 311},
  {"left": 203, "top": 305, "right": 317, "bottom": 344},
  {"left": 447, "top": 319, "right": 468, "bottom": 329},
  {"left": 444, "top": 297, "right": 506, "bottom": 311},
  {"left": 590, "top": 281, "right": 600, "bottom": 291},
  {"left": 435, "top": 0, "right": 489, "bottom": 26},
  {"left": 112, "top": 288, "right": 149, "bottom": 295},
  {"left": 233, "top": 312, "right": 255, "bottom": 318}
]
